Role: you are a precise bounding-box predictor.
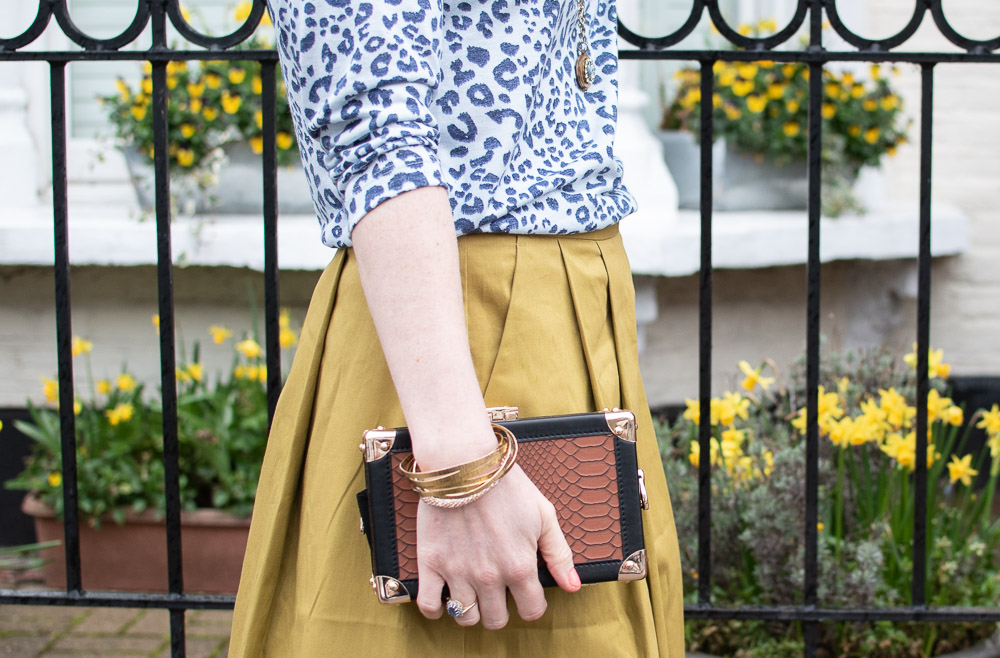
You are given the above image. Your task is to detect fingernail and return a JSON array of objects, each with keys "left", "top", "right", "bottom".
[{"left": 569, "top": 568, "right": 581, "bottom": 589}]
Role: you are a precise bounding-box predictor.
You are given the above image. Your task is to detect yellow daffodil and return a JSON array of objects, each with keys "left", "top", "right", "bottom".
[
  {"left": 236, "top": 338, "right": 263, "bottom": 359},
  {"left": 187, "top": 362, "right": 203, "bottom": 382},
  {"left": 738, "top": 360, "right": 773, "bottom": 392},
  {"left": 716, "top": 391, "right": 750, "bottom": 426},
  {"left": 757, "top": 18, "right": 777, "bottom": 33},
  {"left": 180, "top": 4, "right": 192, "bottom": 22},
  {"left": 737, "top": 23, "right": 752, "bottom": 36},
  {"left": 152, "top": 314, "right": 160, "bottom": 335},
  {"left": 746, "top": 95, "right": 766, "bottom": 114},
  {"left": 71, "top": 336, "right": 93, "bottom": 357},
  {"left": 903, "top": 345, "right": 952, "bottom": 379},
  {"left": 234, "top": 365, "right": 248, "bottom": 380},
  {"left": 280, "top": 327, "right": 298, "bottom": 348},
  {"left": 988, "top": 434, "right": 1000, "bottom": 460},
  {"left": 762, "top": 449, "right": 774, "bottom": 477},
  {"left": 41, "top": 377, "right": 59, "bottom": 404},
  {"left": 73, "top": 400, "right": 82, "bottom": 415},
  {"left": 977, "top": 404, "right": 1000, "bottom": 435},
  {"left": 209, "top": 325, "right": 233, "bottom": 344},
  {"left": 926, "top": 389, "right": 952, "bottom": 423},
  {"left": 250, "top": 135, "right": 264, "bottom": 154},
  {"left": 234, "top": 1, "right": 253, "bottom": 21},
  {"left": 689, "top": 438, "right": 720, "bottom": 469},
  {"left": 115, "top": 78, "right": 131, "bottom": 102},
  {"left": 783, "top": 122, "right": 800, "bottom": 137},
  {"left": 228, "top": 68, "right": 247, "bottom": 84},
  {"left": 682, "top": 398, "right": 701, "bottom": 425},
  {"left": 945, "top": 405, "right": 963, "bottom": 426},
  {"left": 175, "top": 367, "right": 191, "bottom": 383},
  {"left": 817, "top": 522, "right": 825, "bottom": 532},
  {"left": 116, "top": 373, "right": 137, "bottom": 393},
  {"left": 257, "top": 365, "right": 268, "bottom": 383},
  {"left": 947, "top": 453, "right": 978, "bottom": 486},
  {"left": 177, "top": 149, "right": 195, "bottom": 167},
  {"left": 105, "top": 402, "right": 135, "bottom": 426},
  {"left": 48, "top": 472, "right": 62, "bottom": 487}
]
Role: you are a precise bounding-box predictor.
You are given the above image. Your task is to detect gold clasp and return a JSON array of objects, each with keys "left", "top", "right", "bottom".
[
  {"left": 637, "top": 468, "right": 649, "bottom": 510},
  {"left": 486, "top": 406, "right": 518, "bottom": 421}
]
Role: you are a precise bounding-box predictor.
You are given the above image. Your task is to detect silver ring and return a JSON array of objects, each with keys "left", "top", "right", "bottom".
[{"left": 445, "top": 597, "right": 478, "bottom": 619}]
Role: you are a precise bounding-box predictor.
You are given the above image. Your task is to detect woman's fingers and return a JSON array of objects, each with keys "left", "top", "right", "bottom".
[
  {"left": 507, "top": 566, "right": 548, "bottom": 622},
  {"left": 536, "top": 501, "right": 581, "bottom": 593},
  {"left": 415, "top": 568, "right": 446, "bottom": 620}
]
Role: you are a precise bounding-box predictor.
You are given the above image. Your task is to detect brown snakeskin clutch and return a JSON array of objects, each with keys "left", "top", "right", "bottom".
[{"left": 356, "top": 408, "right": 649, "bottom": 603}]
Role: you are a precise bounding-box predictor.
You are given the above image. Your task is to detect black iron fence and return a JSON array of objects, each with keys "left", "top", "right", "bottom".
[{"left": 1, "top": 1, "right": 998, "bottom": 656}]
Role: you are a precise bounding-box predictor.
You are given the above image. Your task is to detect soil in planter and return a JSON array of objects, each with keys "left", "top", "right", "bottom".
[{"left": 25, "top": 495, "right": 249, "bottom": 594}]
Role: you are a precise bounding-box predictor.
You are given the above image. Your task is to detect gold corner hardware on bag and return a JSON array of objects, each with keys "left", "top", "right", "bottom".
[
  {"left": 362, "top": 428, "right": 397, "bottom": 462},
  {"left": 605, "top": 409, "right": 636, "bottom": 443},
  {"left": 637, "top": 468, "right": 649, "bottom": 510},
  {"left": 618, "top": 549, "right": 647, "bottom": 581},
  {"left": 486, "top": 406, "right": 519, "bottom": 421},
  {"left": 371, "top": 575, "right": 409, "bottom": 603}
]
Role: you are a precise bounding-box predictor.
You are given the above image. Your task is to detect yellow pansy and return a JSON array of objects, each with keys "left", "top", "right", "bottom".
[
  {"left": 204, "top": 72, "right": 222, "bottom": 89},
  {"left": 252, "top": 76, "right": 263, "bottom": 95},
  {"left": 48, "top": 472, "right": 62, "bottom": 488},
  {"left": 947, "top": 454, "right": 978, "bottom": 486},
  {"left": 881, "top": 95, "right": 899, "bottom": 111},
  {"left": 142, "top": 78, "right": 153, "bottom": 95},
  {"left": 166, "top": 76, "right": 178, "bottom": 90},
  {"left": 228, "top": 68, "right": 247, "bottom": 84},
  {"left": 746, "top": 95, "right": 766, "bottom": 114},
  {"left": 731, "top": 80, "right": 754, "bottom": 97},
  {"left": 190, "top": 98, "right": 203, "bottom": 114},
  {"left": 821, "top": 103, "right": 836, "bottom": 119},
  {"left": 757, "top": 18, "right": 777, "bottom": 33},
  {"left": 767, "top": 84, "right": 785, "bottom": 99},
  {"left": 152, "top": 314, "right": 160, "bottom": 334},
  {"left": 758, "top": 60, "right": 774, "bottom": 69},
  {"left": 130, "top": 105, "right": 147, "bottom": 121},
  {"left": 71, "top": 336, "right": 93, "bottom": 357},
  {"left": 203, "top": 107, "right": 219, "bottom": 121},
  {"left": 870, "top": 64, "right": 882, "bottom": 79},
  {"left": 236, "top": 338, "right": 263, "bottom": 359},
  {"left": 783, "top": 122, "right": 800, "bottom": 137},
  {"left": 254, "top": 110, "right": 263, "bottom": 129},
  {"left": 234, "top": 1, "right": 253, "bottom": 21},
  {"left": 723, "top": 105, "right": 742, "bottom": 121},
  {"left": 221, "top": 92, "right": 242, "bottom": 114},
  {"left": 841, "top": 72, "right": 855, "bottom": 86},
  {"left": 824, "top": 82, "right": 840, "bottom": 98},
  {"left": 276, "top": 132, "right": 294, "bottom": 150},
  {"left": 180, "top": 4, "right": 192, "bottom": 22},
  {"left": 782, "top": 63, "right": 797, "bottom": 79},
  {"left": 847, "top": 124, "right": 861, "bottom": 138},
  {"left": 737, "top": 23, "right": 752, "bottom": 36},
  {"left": 177, "top": 149, "right": 195, "bottom": 167},
  {"left": 180, "top": 123, "right": 197, "bottom": 139},
  {"left": 736, "top": 63, "right": 758, "bottom": 80},
  {"left": 785, "top": 99, "right": 800, "bottom": 114},
  {"left": 250, "top": 135, "right": 264, "bottom": 154},
  {"left": 719, "top": 69, "right": 737, "bottom": 87},
  {"left": 851, "top": 84, "right": 865, "bottom": 99},
  {"left": 863, "top": 99, "right": 877, "bottom": 112},
  {"left": 187, "top": 81, "right": 205, "bottom": 97}
]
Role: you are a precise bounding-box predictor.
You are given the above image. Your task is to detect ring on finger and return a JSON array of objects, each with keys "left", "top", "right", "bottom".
[{"left": 445, "top": 597, "right": 479, "bottom": 619}]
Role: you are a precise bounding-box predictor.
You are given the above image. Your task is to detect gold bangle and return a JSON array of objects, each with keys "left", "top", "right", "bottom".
[{"left": 399, "top": 424, "right": 519, "bottom": 508}]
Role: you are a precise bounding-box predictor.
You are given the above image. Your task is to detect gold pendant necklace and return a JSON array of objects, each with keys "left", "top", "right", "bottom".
[{"left": 574, "top": 0, "right": 595, "bottom": 90}]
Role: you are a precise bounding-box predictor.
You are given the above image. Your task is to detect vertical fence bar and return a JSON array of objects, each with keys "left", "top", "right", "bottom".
[
  {"left": 804, "top": 2, "right": 825, "bottom": 652},
  {"left": 261, "top": 60, "right": 281, "bottom": 426},
  {"left": 696, "top": 57, "right": 715, "bottom": 608},
  {"left": 912, "top": 63, "right": 935, "bottom": 608},
  {"left": 49, "top": 60, "right": 83, "bottom": 593}
]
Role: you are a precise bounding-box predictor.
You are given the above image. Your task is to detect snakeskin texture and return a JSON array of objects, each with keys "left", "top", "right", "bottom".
[{"left": 391, "top": 433, "right": 621, "bottom": 580}]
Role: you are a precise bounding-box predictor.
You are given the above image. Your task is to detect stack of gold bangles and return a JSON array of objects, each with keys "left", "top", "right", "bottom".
[{"left": 398, "top": 424, "right": 518, "bottom": 508}]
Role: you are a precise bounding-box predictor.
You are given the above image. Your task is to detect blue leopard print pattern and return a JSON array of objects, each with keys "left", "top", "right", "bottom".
[{"left": 268, "top": 0, "right": 637, "bottom": 248}]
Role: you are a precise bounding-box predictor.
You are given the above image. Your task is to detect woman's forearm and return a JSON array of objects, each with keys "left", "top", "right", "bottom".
[{"left": 351, "top": 185, "right": 497, "bottom": 470}]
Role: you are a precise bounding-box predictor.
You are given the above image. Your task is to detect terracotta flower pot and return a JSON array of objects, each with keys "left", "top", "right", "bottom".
[{"left": 22, "top": 494, "right": 250, "bottom": 594}]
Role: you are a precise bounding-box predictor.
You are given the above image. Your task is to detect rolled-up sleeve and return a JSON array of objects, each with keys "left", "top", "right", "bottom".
[{"left": 271, "top": 0, "right": 448, "bottom": 242}]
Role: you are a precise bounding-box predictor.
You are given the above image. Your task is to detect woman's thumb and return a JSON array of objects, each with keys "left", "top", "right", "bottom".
[{"left": 537, "top": 504, "right": 581, "bottom": 592}]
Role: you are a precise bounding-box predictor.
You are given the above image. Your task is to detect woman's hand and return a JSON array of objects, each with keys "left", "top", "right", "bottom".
[{"left": 415, "top": 465, "right": 581, "bottom": 628}]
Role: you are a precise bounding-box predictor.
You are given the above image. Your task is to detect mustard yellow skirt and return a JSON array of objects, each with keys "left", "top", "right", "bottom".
[{"left": 229, "top": 225, "right": 685, "bottom": 656}]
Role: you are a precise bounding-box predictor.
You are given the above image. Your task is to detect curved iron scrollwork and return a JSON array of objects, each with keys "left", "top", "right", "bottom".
[
  {"left": 615, "top": 0, "right": 998, "bottom": 55},
  {"left": 0, "top": 0, "right": 270, "bottom": 52}
]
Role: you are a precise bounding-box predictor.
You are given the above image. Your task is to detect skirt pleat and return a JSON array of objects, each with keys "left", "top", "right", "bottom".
[{"left": 230, "top": 225, "right": 685, "bottom": 657}]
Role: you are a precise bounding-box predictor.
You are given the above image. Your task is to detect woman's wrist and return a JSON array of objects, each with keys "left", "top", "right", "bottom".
[{"left": 408, "top": 410, "right": 498, "bottom": 471}]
